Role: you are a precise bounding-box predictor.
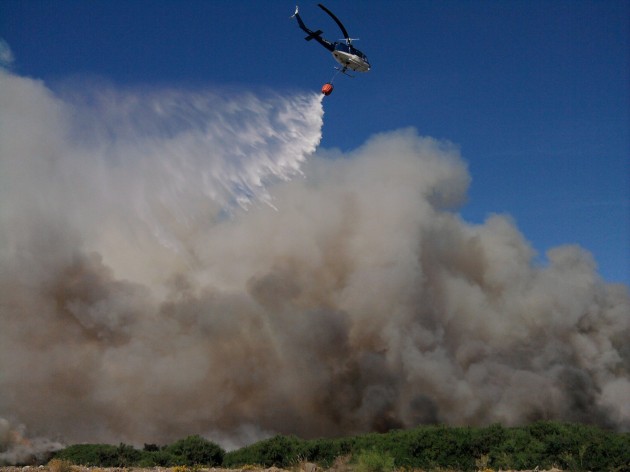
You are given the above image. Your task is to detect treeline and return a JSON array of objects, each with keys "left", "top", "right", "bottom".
[{"left": 53, "top": 421, "right": 630, "bottom": 472}]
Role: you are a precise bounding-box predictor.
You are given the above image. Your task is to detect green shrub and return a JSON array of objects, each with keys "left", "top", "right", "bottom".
[
  {"left": 354, "top": 450, "right": 395, "bottom": 472},
  {"left": 166, "top": 435, "right": 225, "bottom": 466},
  {"left": 114, "top": 443, "right": 142, "bottom": 467},
  {"left": 223, "top": 434, "right": 304, "bottom": 468},
  {"left": 137, "top": 449, "right": 178, "bottom": 467},
  {"left": 54, "top": 444, "right": 122, "bottom": 466}
]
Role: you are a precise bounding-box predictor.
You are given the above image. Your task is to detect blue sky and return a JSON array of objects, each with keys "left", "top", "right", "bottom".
[{"left": 1, "top": 0, "right": 628, "bottom": 284}]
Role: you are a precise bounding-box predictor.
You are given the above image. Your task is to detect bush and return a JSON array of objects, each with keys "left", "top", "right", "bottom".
[
  {"left": 137, "top": 449, "right": 178, "bottom": 467},
  {"left": 114, "top": 443, "right": 142, "bottom": 467},
  {"left": 166, "top": 435, "right": 225, "bottom": 466},
  {"left": 54, "top": 444, "right": 120, "bottom": 467},
  {"left": 223, "top": 434, "right": 304, "bottom": 468},
  {"left": 354, "top": 450, "right": 395, "bottom": 472},
  {"left": 299, "top": 438, "right": 353, "bottom": 467}
]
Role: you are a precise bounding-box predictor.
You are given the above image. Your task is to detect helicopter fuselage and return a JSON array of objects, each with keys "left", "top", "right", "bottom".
[{"left": 332, "top": 43, "right": 370, "bottom": 72}]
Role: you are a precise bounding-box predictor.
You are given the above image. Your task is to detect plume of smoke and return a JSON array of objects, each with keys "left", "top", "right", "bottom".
[
  {"left": 0, "top": 418, "right": 63, "bottom": 466},
  {"left": 0, "top": 69, "right": 628, "bottom": 462}
]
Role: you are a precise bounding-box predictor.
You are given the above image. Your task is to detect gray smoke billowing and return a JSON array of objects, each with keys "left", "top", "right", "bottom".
[
  {"left": 0, "top": 69, "right": 629, "bottom": 462},
  {"left": 0, "top": 418, "right": 63, "bottom": 465}
]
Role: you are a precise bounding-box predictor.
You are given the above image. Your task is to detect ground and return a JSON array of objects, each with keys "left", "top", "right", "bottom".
[{"left": 0, "top": 465, "right": 565, "bottom": 472}]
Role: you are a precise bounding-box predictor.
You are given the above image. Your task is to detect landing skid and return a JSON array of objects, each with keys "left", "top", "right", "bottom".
[
  {"left": 328, "top": 66, "right": 353, "bottom": 85},
  {"left": 335, "top": 66, "right": 355, "bottom": 78}
]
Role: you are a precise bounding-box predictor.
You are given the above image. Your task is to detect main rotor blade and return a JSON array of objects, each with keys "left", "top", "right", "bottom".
[{"left": 318, "top": 3, "right": 350, "bottom": 41}]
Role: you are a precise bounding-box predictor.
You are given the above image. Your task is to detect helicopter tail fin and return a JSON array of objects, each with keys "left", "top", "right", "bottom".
[
  {"left": 292, "top": 5, "right": 322, "bottom": 41},
  {"left": 291, "top": 5, "right": 335, "bottom": 52}
]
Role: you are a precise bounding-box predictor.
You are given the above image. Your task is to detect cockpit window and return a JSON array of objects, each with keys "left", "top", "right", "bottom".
[{"left": 335, "top": 43, "right": 368, "bottom": 62}]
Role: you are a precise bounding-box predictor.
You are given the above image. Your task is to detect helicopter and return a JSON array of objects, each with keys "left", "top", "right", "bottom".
[{"left": 291, "top": 4, "right": 370, "bottom": 94}]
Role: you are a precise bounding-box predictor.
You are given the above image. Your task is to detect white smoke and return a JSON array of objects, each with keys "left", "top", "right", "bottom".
[
  {"left": 0, "top": 40, "right": 13, "bottom": 68},
  {"left": 0, "top": 68, "right": 628, "bottom": 463}
]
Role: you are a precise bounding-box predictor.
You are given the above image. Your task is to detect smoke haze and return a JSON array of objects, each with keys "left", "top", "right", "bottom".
[{"left": 1, "top": 69, "right": 629, "bottom": 462}]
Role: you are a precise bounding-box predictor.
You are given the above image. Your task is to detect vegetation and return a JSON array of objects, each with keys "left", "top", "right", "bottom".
[
  {"left": 354, "top": 450, "right": 395, "bottom": 472},
  {"left": 166, "top": 435, "right": 225, "bottom": 466},
  {"left": 46, "top": 458, "right": 74, "bottom": 472},
  {"left": 52, "top": 421, "right": 630, "bottom": 471},
  {"left": 53, "top": 443, "right": 141, "bottom": 467},
  {"left": 54, "top": 435, "right": 224, "bottom": 468}
]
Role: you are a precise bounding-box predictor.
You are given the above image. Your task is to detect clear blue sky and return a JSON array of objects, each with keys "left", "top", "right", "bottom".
[{"left": 2, "top": 0, "right": 628, "bottom": 284}]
